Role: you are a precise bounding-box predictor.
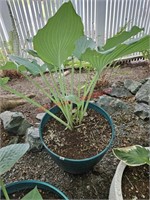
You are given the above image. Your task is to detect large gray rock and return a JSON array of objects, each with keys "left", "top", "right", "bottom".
[
  {"left": 96, "top": 95, "right": 129, "bottom": 115},
  {"left": 135, "top": 79, "right": 150, "bottom": 104},
  {"left": 124, "top": 79, "right": 142, "bottom": 94},
  {"left": 105, "top": 86, "right": 133, "bottom": 98},
  {"left": 0, "top": 111, "right": 31, "bottom": 135},
  {"left": 25, "top": 127, "right": 43, "bottom": 150},
  {"left": 134, "top": 103, "right": 150, "bottom": 120}
]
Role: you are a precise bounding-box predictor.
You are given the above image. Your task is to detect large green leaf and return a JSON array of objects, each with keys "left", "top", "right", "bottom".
[
  {"left": 113, "top": 145, "right": 150, "bottom": 166},
  {"left": 33, "top": 1, "right": 84, "bottom": 67},
  {"left": 9, "top": 55, "right": 42, "bottom": 75},
  {"left": 81, "top": 35, "right": 150, "bottom": 71},
  {"left": 0, "top": 143, "right": 29, "bottom": 175},
  {"left": 73, "top": 35, "right": 96, "bottom": 59},
  {"left": 102, "top": 26, "right": 144, "bottom": 50},
  {"left": 21, "top": 187, "right": 43, "bottom": 200}
]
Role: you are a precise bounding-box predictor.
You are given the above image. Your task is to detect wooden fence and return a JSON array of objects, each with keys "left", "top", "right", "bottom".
[{"left": 0, "top": 0, "right": 150, "bottom": 62}]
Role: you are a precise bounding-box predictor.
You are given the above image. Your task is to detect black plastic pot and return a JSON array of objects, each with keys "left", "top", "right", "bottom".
[
  {"left": 39, "top": 102, "right": 115, "bottom": 174},
  {"left": 0, "top": 180, "right": 68, "bottom": 199}
]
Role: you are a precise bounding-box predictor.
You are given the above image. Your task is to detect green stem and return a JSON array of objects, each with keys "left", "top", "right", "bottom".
[
  {"left": 33, "top": 70, "right": 73, "bottom": 128},
  {"left": 49, "top": 73, "right": 71, "bottom": 122},
  {"left": 24, "top": 72, "right": 73, "bottom": 127},
  {"left": 57, "top": 67, "right": 73, "bottom": 128},
  {"left": 2, "top": 85, "right": 72, "bottom": 130},
  {"left": 23, "top": 73, "right": 56, "bottom": 103},
  {"left": 77, "top": 60, "right": 82, "bottom": 99},
  {"left": 40, "top": 71, "right": 57, "bottom": 97},
  {"left": 79, "top": 72, "right": 99, "bottom": 123},
  {"left": 71, "top": 57, "right": 74, "bottom": 96},
  {"left": 79, "top": 64, "right": 92, "bottom": 115},
  {"left": 0, "top": 179, "right": 10, "bottom": 200},
  {"left": 50, "top": 72, "right": 62, "bottom": 100}
]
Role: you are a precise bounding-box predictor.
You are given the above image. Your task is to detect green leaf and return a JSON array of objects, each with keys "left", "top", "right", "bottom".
[
  {"left": 9, "top": 55, "right": 42, "bottom": 75},
  {"left": 81, "top": 35, "right": 150, "bottom": 71},
  {"left": 43, "top": 62, "right": 56, "bottom": 72},
  {"left": 64, "top": 95, "right": 80, "bottom": 104},
  {"left": 21, "top": 187, "right": 43, "bottom": 200},
  {"left": 73, "top": 35, "right": 96, "bottom": 59},
  {"left": 113, "top": 145, "right": 150, "bottom": 166},
  {"left": 33, "top": 1, "right": 84, "bottom": 67},
  {"left": 0, "top": 77, "right": 10, "bottom": 85},
  {"left": 0, "top": 143, "right": 29, "bottom": 175},
  {"left": 81, "top": 49, "right": 104, "bottom": 71},
  {"left": 0, "top": 62, "right": 17, "bottom": 70},
  {"left": 102, "top": 26, "right": 144, "bottom": 50},
  {"left": 0, "top": 61, "right": 26, "bottom": 73},
  {"left": 26, "top": 49, "right": 40, "bottom": 58}
]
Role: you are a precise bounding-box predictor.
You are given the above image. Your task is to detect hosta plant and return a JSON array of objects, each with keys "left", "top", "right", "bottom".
[
  {"left": 113, "top": 145, "right": 150, "bottom": 166},
  {"left": 0, "top": 143, "right": 43, "bottom": 200},
  {"left": 0, "top": 1, "right": 150, "bottom": 130}
]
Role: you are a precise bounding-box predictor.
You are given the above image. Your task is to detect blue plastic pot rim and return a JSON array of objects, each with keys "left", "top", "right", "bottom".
[
  {"left": 40, "top": 103, "right": 115, "bottom": 162},
  {"left": 4, "top": 180, "right": 69, "bottom": 200}
]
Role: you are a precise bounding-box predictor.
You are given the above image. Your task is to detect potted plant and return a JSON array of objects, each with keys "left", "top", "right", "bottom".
[
  {"left": 0, "top": 1, "right": 149, "bottom": 173},
  {"left": 0, "top": 143, "right": 68, "bottom": 199},
  {"left": 109, "top": 145, "right": 150, "bottom": 200}
]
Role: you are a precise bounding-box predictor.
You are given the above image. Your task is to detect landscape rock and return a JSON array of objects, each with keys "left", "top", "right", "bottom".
[
  {"left": 36, "top": 113, "right": 45, "bottom": 120},
  {"left": 124, "top": 79, "right": 142, "bottom": 94},
  {"left": 139, "top": 77, "right": 150, "bottom": 84},
  {"left": 17, "top": 119, "right": 32, "bottom": 135},
  {"left": 96, "top": 95, "right": 129, "bottom": 115},
  {"left": 0, "top": 111, "right": 31, "bottom": 135},
  {"left": 104, "top": 86, "right": 133, "bottom": 98},
  {"left": 26, "top": 127, "right": 43, "bottom": 150},
  {"left": 134, "top": 103, "right": 150, "bottom": 120},
  {"left": 135, "top": 79, "right": 150, "bottom": 104}
]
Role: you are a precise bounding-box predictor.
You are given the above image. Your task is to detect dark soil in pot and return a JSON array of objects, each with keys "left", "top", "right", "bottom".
[
  {"left": 122, "top": 165, "right": 149, "bottom": 199},
  {"left": 2, "top": 188, "right": 61, "bottom": 200},
  {"left": 43, "top": 108, "right": 112, "bottom": 159}
]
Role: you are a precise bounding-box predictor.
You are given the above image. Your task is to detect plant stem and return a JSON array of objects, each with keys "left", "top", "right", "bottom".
[
  {"left": 23, "top": 73, "right": 56, "bottom": 102},
  {"left": 77, "top": 60, "right": 82, "bottom": 99},
  {"left": 79, "top": 72, "right": 99, "bottom": 123},
  {"left": 57, "top": 66, "right": 73, "bottom": 128},
  {"left": 50, "top": 72, "right": 73, "bottom": 128},
  {"left": 0, "top": 179, "right": 10, "bottom": 200},
  {"left": 23, "top": 72, "right": 73, "bottom": 128},
  {"left": 2, "top": 85, "right": 72, "bottom": 130},
  {"left": 71, "top": 56, "right": 74, "bottom": 96}
]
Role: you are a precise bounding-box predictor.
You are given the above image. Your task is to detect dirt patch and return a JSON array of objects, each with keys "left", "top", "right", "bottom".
[
  {"left": 43, "top": 108, "right": 112, "bottom": 159},
  {"left": 0, "top": 61, "right": 150, "bottom": 199},
  {"left": 122, "top": 165, "right": 149, "bottom": 199}
]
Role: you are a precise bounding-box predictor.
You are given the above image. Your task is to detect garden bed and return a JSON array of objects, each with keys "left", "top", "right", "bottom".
[{"left": 0, "top": 61, "right": 149, "bottom": 199}]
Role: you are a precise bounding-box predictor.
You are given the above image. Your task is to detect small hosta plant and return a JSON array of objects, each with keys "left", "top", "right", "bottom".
[
  {"left": 0, "top": 1, "right": 150, "bottom": 130},
  {"left": 113, "top": 145, "right": 150, "bottom": 166},
  {"left": 0, "top": 143, "right": 43, "bottom": 200}
]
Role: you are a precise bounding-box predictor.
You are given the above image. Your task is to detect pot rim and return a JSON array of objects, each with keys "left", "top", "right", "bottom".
[
  {"left": 39, "top": 102, "right": 115, "bottom": 162},
  {"left": 3, "top": 180, "right": 69, "bottom": 200},
  {"left": 109, "top": 146, "right": 150, "bottom": 200}
]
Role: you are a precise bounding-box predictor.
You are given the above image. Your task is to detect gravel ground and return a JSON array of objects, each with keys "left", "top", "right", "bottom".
[{"left": 1, "top": 61, "right": 150, "bottom": 199}]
